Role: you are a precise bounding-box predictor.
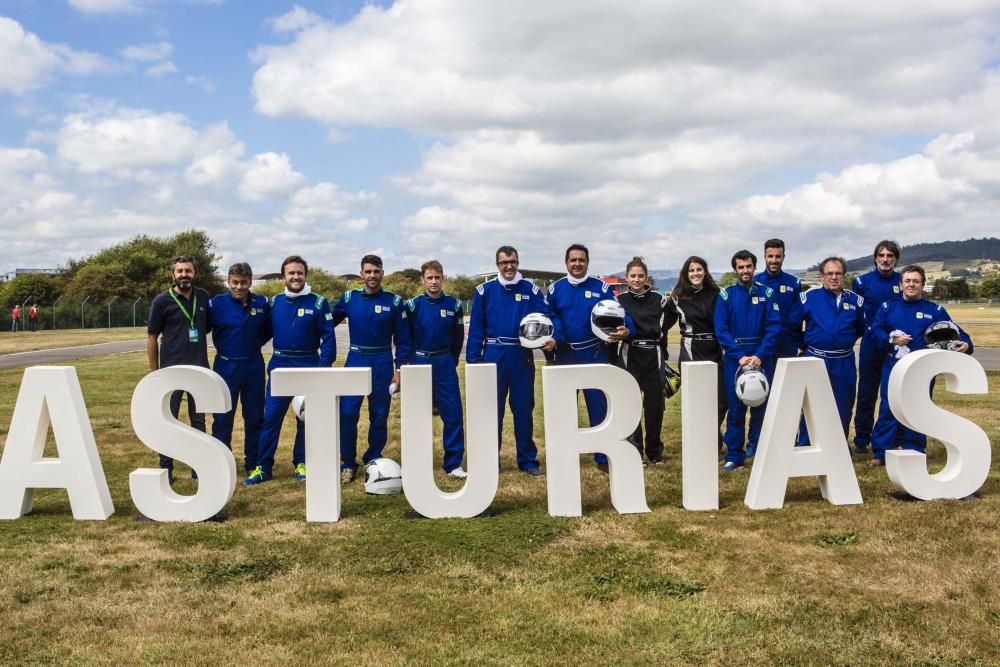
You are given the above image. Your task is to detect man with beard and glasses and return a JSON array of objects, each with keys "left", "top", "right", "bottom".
[
  {"left": 207, "top": 262, "right": 271, "bottom": 478},
  {"left": 248, "top": 255, "right": 336, "bottom": 485},
  {"left": 714, "top": 249, "right": 781, "bottom": 470},
  {"left": 547, "top": 244, "right": 633, "bottom": 473},
  {"left": 616, "top": 256, "right": 670, "bottom": 465},
  {"left": 851, "top": 239, "right": 903, "bottom": 456},
  {"left": 146, "top": 255, "right": 211, "bottom": 485}
]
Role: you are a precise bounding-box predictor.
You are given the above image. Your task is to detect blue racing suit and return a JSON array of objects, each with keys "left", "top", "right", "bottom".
[
  {"left": 756, "top": 269, "right": 802, "bottom": 358},
  {"left": 333, "top": 289, "right": 413, "bottom": 472},
  {"left": 713, "top": 281, "right": 782, "bottom": 465},
  {"left": 868, "top": 297, "right": 972, "bottom": 461},
  {"left": 256, "top": 290, "right": 336, "bottom": 477},
  {"left": 796, "top": 287, "right": 865, "bottom": 445},
  {"left": 208, "top": 291, "right": 271, "bottom": 472},
  {"left": 851, "top": 269, "right": 901, "bottom": 448},
  {"left": 547, "top": 276, "right": 635, "bottom": 465},
  {"left": 406, "top": 292, "right": 466, "bottom": 473},
  {"left": 466, "top": 275, "right": 551, "bottom": 471}
]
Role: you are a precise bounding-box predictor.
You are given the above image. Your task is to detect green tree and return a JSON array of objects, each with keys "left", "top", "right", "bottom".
[
  {"left": 445, "top": 274, "right": 479, "bottom": 302},
  {"left": 62, "top": 229, "right": 223, "bottom": 300},
  {"left": 718, "top": 271, "right": 738, "bottom": 288},
  {"left": 2, "top": 273, "right": 62, "bottom": 307},
  {"left": 931, "top": 278, "right": 971, "bottom": 300},
  {"left": 978, "top": 272, "right": 1000, "bottom": 299},
  {"left": 382, "top": 273, "right": 421, "bottom": 299}
]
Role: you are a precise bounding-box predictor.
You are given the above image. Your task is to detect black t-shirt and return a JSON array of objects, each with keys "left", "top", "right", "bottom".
[{"left": 148, "top": 287, "right": 210, "bottom": 368}]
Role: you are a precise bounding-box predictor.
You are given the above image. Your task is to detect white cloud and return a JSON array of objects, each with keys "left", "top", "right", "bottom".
[
  {"left": 56, "top": 108, "right": 201, "bottom": 173},
  {"left": 0, "top": 17, "right": 112, "bottom": 93},
  {"left": 68, "top": 0, "right": 140, "bottom": 13},
  {"left": 185, "top": 75, "right": 216, "bottom": 92},
  {"left": 145, "top": 60, "right": 178, "bottom": 78},
  {"left": 121, "top": 41, "right": 173, "bottom": 61},
  {"left": 238, "top": 152, "right": 305, "bottom": 201},
  {"left": 267, "top": 5, "right": 321, "bottom": 34}
]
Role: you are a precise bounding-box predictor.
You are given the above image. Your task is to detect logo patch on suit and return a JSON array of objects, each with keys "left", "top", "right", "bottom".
[
  {"left": 773, "top": 303, "right": 779, "bottom": 311},
  {"left": 515, "top": 294, "right": 522, "bottom": 301},
  {"left": 325, "top": 313, "right": 333, "bottom": 320},
  {"left": 916, "top": 312, "right": 924, "bottom": 319},
  {"left": 375, "top": 305, "right": 382, "bottom": 313},
  {"left": 843, "top": 302, "right": 851, "bottom": 310},
  {"left": 780, "top": 285, "right": 786, "bottom": 293},
  {"left": 751, "top": 297, "right": 759, "bottom": 305},
  {"left": 250, "top": 308, "right": 257, "bottom": 315},
  {"left": 297, "top": 308, "right": 304, "bottom": 316},
  {"left": 585, "top": 290, "right": 592, "bottom": 298},
  {"left": 893, "top": 286, "right": 900, "bottom": 293}
]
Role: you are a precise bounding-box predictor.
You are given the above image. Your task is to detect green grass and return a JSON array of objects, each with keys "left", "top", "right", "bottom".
[
  {"left": 0, "top": 351, "right": 998, "bottom": 664},
  {"left": 0, "top": 327, "right": 146, "bottom": 355}
]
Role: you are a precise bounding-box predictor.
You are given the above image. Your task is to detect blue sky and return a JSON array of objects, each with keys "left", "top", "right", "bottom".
[{"left": 2, "top": 1, "right": 999, "bottom": 278}]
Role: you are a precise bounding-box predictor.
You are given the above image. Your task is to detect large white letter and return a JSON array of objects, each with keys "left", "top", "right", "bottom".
[
  {"left": 129, "top": 366, "right": 234, "bottom": 522},
  {"left": 682, "top": 361, "right": 719, "bottom": 511},
  {"left": 885, "top": 349, "right": 991, "bottom": 500},
  {"left": 270, "top": 367, "right": 371, "bottom": 522},
  {"left": 400, "top": 364, "right": 498, "bottom": 518},
  {"left": 542, "top": 364, "right": 650, "bottom": 517},
  {"left": 0, "top": 366, "right": 114, "bottom": 520},
  {"left": 745, "top": 358, "right": 862, "bottom": 509}
]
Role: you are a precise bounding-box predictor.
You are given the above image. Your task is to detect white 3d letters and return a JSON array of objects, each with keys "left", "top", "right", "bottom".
[
  {"left": 745, "top": 358, "right": 862, "bottom": 509},
  {"left": 400, "top": 364, "right": 498, "bottom": 518},
  {"left": 542, "top": 364, "right": 650, "bottom": 517},
  {"left": 885, "top": 350, "right": 991, "bottom": 500},
  {"left": 0, "top": 366, "right": 114, "bottom": 520},
  {"left": 681, "top": 362, "right": 719, "bottom": 510},
  {"left": 129, "top": 365, "right": 234, "bottom": 522},
  {"left": 270, "top": 367, "right": 371, "bottom": 522}
]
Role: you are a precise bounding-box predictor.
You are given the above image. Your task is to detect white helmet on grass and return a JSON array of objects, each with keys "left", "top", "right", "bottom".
[{"left": 364, "top": 458, "right": 403, "bottom": 495}]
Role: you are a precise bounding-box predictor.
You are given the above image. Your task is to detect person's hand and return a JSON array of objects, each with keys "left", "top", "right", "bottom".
[
  {"left": 739, "top": 355, "right": 761, "bottom": 368},
  {"left": 891, "top": 333, "right": 912, "bottom": 346},
  {"left": 392, "top": 369, "right": 401, "bottom": 390},
  {"left": 607, "top": 325, "right": 630, "bottom": 342},
  {"left": 542, "top": 339, "right": 556, "bottom": 352},
  {"left": 954, "top": 342, "right": 970, "bottom": 354}
]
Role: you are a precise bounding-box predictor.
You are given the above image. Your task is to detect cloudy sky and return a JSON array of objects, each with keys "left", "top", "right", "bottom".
[{"left": 2, "top": 1, "right": 999, "bottom": 278}]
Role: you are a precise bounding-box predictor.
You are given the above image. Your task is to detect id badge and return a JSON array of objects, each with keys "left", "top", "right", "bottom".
[{"left": 189, "top": 327, "right": 200, "bottom": 343}]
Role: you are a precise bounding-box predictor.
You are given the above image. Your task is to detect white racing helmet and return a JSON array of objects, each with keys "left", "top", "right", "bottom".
[
  {"left": 735, "top": 366, "right": 769, "bottom": 407},
  {"left": 364, "top": 458, "right": 403, "bottom": 495},
  {"left": 291, "top": 395, "right": 306, "bottom": 421},
  {"left": 924, "top": 320, "right": 963, "bottom": 351},
  {"left": 519, "top": 312, "right": 554, "bottom": 349},
  {"left": 591, "top": 299, "right": 625, "bottom": 341}
]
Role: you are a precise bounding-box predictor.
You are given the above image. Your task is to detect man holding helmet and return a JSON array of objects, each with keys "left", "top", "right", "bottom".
[
  {"left": 714, "top": 249, "right": 782, "bottom": 470},
  {"left": 868, "top": 265, "right": 972, "bottom": 467},
  {"left": 547, "top": 244, "right": 633, "bottom": 472},
  {"left": 467, "top": 246, "right": 554, "bottom": 476}
]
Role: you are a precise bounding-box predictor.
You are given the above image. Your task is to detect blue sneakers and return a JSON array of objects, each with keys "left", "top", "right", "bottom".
[
  {"left": 294, "top": 463, "right": 307, "bottom": 482},
  {"left": 243, "top": 466, "right": 270, "bottom": 486},
  {"left": 722, "top": 461, "right": 745, "bottom": 471}
]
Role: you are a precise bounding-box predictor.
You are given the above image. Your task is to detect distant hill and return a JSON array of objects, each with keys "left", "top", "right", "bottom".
[{"left": 812, "top": 237, "right": 1000, "bottom": 273}]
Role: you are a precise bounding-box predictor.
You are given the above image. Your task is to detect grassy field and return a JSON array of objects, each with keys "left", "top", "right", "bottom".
[
  {"left": 0, "top": 327, "right": 147, "bottom": 355},
  {"left": 0, "top": 351, "right": 998, "bottom": 664}
]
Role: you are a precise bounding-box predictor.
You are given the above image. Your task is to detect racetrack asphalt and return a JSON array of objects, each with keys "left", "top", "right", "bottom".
[{"left": 2, "top": 337, "right": 999, "bottom": 371}]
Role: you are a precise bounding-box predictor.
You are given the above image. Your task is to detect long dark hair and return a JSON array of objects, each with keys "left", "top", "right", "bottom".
[{"left": 672, "top": 256, "right": 719, "bottom": 301}]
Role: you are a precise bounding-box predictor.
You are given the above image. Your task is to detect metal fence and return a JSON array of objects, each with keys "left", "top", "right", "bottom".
[{"left": 2, "top": 297, "right": 150, "bottom": 332}]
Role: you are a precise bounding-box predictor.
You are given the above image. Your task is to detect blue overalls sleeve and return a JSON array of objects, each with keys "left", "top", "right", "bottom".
[
  {"left": 332, "top": 293, "right": 348, "bottom": 327},
  {"left": 393, "top": 297, "right": 414, "bottom": 368},
  {"left": 870, "top": 302, "right": 892, "bottom": 353},
  {"left": 466, "top": 288, "right": 486, "bottom": 363},
  {"left": 450, "top": 298, "right": 465, "bottom": 364},
  {"left": 851, "top": 275, "right": 864, "bottom": 296},
  {"left": 756, "top": 296, "right": 782, "bottom": 360},
  {"left": 713, "top": 291, "right": 736, "bottom": 354},
  {"left": 317, "top": 297, "right": 336, "bottom": 366},
  {"left": 546, "top": 284, "right": 566, "bottom": 344},
  {"left": 853, "top": 295, "right": 866, "bottom": 341},
  {"left": 786, "top": 290, "right": 804, "bottom": 351}
]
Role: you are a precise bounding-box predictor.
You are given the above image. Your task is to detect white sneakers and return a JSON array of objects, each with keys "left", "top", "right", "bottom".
[{"left": 447, "top": 467, "right": 468, "bottom": 478}]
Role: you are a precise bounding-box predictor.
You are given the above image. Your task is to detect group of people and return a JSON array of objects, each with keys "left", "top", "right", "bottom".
[
  {"left": 8, "top": 304, "right": 38, "bottom": 332},
  {"left": 145, "top": 237, "right": 974, "bottom": 487}
]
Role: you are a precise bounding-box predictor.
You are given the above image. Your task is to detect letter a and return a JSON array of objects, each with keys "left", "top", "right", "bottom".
[
  {"left": 0, "top": 366, "right": 114, "bottom": 520},
  {"left": 745, "top": 358, "right": 862, "bottom": 509}
]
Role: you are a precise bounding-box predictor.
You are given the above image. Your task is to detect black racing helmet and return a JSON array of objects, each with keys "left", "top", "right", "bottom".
[{"left": 924, "top": 320, "right": 962, "bottom": 351}]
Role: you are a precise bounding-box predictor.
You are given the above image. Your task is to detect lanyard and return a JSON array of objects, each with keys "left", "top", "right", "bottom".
[{"left": 169, "top": 288, "right": 197, "bottom": 328}]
